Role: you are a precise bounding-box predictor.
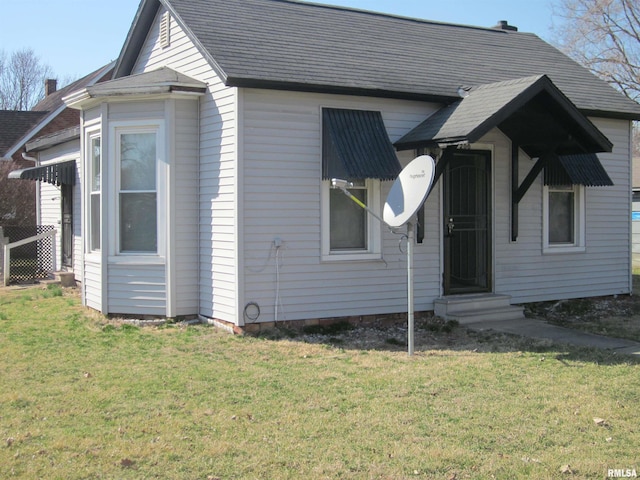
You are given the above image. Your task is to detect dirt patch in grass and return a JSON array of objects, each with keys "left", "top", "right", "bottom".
[{"left": 524, "top": 276, "right": 640, "bottom": 342}]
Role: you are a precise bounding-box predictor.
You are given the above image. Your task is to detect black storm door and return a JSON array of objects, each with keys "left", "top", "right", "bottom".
[
  {"left": 443, "top": 150, "right": 491, "bottom": 294},
  {"left": 61, "top": 183, "right": 73, "bottom": 267}
]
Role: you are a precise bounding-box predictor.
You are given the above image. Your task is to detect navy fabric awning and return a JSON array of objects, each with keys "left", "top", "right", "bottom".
[
  {"left": 322, "top": 108, "right": 401, "bottom": 180},
  {"left": 8, "top": 160, "right": 76, "bottom": 185},
  {"left": 545, "top": 153, "right": 613, "bottom": 187}
]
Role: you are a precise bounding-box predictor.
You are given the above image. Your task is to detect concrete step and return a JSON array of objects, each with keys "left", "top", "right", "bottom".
[
  {"left": 445, "top": 305, "right": 525, "bottom": 325},
  {"left": 54, "top": 271, "right": 75, "bottom": 287},
  {"left": 434, "top": 293, "right": 525, "bottom": 324}
]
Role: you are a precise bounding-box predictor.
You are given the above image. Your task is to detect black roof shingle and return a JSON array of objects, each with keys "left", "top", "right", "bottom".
[
  {"left": 115, "top": 0, "right": 640, "bottom": 119},
  {"left": 0, "top": 111, "right": 47, "bottom": 157}
]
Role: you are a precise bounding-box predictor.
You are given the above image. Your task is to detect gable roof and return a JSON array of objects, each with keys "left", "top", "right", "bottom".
[
  {"left": 395, "top": 75, "right": 613, "bottom": 157},
  {"left": 116, "top": 0, "right": 640, "bottom": 120},
  {"left": 0, "top": 111, "right": 47, "bottom": 158},
  {"left": 2, "top": 63, "right": 114, "bottom": 159}
]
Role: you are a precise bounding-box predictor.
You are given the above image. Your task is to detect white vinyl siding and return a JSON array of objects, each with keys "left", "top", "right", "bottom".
[
  {"left": 133, "top": 6, "right": 238, "bottom": 323},
  {"left": 122, "top": 4, "right": 633, "bottom": 322},
  {"left": 493, "top": 117, "right": 632, "bottom": 303},
  {"left": 241, "top": 89, "right": 440, "bottom": 323},
  {"left": 36, "top": 140, "right": 82, "bottom": 282},
  {"left": 107, "top": 264, "right": 166, "bottom": 316},
  {"left": 173, "top": 98, "right": 200, "bottom": 315}
]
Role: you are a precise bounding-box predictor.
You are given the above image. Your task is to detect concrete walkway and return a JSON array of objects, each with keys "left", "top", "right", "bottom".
[{"left": 465, "top": 317, "right": 640, "bottom": 356}]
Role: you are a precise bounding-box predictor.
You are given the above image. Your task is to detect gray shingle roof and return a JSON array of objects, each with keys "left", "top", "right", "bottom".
[
  {"left": 0, "top": 111, "right": 47, "bottom": 157},
  {"left": 136, "top": 0, "right": 640, "bottom": 119},
  {"left": 394, "top": 75, "right": 613, "bottom": 156}
]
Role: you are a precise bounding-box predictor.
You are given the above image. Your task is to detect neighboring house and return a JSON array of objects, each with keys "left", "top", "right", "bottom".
[
  {"left": 632, "top": 156, "right": 640, "bottom": 268},
  {"left": 62, "top": 0, "right": 640, "bottom": 329},
  {"left": 0, "top": 111, "right": 47, "bottom": 224},
  {"left": 4, "top": 64, "right": 113, "bottom": 279}
]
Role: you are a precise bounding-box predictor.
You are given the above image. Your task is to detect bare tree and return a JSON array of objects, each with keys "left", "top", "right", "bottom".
[
  {"left": 0, "top": 161, "right": 35, "bottom": 226},
  {"left": 553, "top": 0, "right": 640, "bottom": 102},
  {"left": 0, "top": 48, "right": 53, "bottom": 110}
]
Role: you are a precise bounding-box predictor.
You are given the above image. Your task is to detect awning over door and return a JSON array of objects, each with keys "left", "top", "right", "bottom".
[
  {"left": 394, "top": 74, "right": 613, "bottom": 158},
  {"left": 322, "top": 108, "right": 401, "bottom": 180},
  {"left": 8, "top": 160, "right": 76, "bottom": 186}
]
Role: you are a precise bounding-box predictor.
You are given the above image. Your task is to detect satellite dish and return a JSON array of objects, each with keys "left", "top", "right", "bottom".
[{"left": 383, "top": 155, "right": 436, "bottom": 228}]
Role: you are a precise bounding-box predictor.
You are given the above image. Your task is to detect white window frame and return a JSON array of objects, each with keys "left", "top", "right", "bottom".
[
  {"left": 542, "top": 184, "right": 586, "bottom": 253},
  {"left": 85, "top": 128, "right": 101, "bottom": 254},
  {"left": 109, "top": 121, "right": 165, "bottom": 259},
  {"left": 321, "top": 178, "right": 382, "bottom": 261}
]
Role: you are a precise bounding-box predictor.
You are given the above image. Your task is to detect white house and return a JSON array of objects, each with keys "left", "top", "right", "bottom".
[{"left": 59, "top": 0, "right": 640, "bottom": 330}]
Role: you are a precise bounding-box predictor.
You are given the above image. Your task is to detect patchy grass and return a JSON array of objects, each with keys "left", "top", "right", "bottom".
[
  {"left": 526, "top": 276, "right": 640, "bottom": 342},
  {"left": 0, "top": 286, "right": 639, "bottom": 479}
]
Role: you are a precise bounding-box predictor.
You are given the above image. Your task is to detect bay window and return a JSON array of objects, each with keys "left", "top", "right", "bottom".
[{"left": 117, "top": 129, "right": 158, "bottom": 254}]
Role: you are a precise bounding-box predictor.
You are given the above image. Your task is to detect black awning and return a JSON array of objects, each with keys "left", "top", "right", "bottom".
[
  {"left": 322, "top": 108, "right": 401, "bottom": 180},
  {"left": 545, "top": 153, "right": 613, "bottom": 187},
  {"left": 394, "top": 75, "right": 613, "bottom": 157},
  {"left": 8, "top": 160, "right": 76, "bottom": 185}
]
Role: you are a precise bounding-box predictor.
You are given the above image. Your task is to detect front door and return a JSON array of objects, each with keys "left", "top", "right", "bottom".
[
  {"left": 61, "top": 183, "right": 73, "bottom": 268},
  {"left": 443, "top": 150, "right": 491, "bottom": 294}
]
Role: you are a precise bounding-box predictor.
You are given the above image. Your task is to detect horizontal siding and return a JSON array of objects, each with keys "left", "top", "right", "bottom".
[
  {"left": 108, "top": 101, "right": 165, "bottom": 122},
  {"left": 37, "top": 142, "right": 81, "bottom": 280},
  {"left": 84, "top": 259, "right": 101, "bottom": 311},
  {"left": 173, "top": 98, "right": 199, "bottom": 315},
  {"left": 133, "top": 5, "right": 238, "bottom": 322},
  {"left": 107, "top": 264, "right": 166, "bottom": 316},
  {"left": 241, "top": 89, "right": 440, "bottom": 323},
  {"left": 494, "top": 117, "right": 632, "bottom": 303}
]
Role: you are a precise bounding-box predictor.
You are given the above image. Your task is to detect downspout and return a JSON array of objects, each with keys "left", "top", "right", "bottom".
[{"left": 22, "top": 152, "right": 40, "bottom": 225}]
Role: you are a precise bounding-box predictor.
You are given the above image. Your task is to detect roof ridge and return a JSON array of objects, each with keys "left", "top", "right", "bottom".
[{"left": 266, "top": 0, "right": 525, "bottom": 34}]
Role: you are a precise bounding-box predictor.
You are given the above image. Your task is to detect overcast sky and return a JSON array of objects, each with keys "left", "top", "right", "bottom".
[{"left": 0, "top": 0, "right": 557, "bottom": 82}]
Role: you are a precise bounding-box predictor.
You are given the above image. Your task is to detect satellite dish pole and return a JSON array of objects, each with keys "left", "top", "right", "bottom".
[{"left": 332, "top": 155, "right": 435, "bottom": 356}]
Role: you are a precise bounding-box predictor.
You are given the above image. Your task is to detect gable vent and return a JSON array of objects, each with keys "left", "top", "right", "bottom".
[{"left": 160, "top": 11, "right": 171, "bottom": 48}]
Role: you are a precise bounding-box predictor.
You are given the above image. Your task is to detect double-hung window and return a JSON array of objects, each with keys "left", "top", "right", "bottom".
[
  {"left": 117, "top": 129, "right": 158, "bottom": 254},
  {"left": 88, "top": 134, "right": 101, "bottom": 252},
  {"left": 322, "top": 178, "right": 381, "bottom": 260},
  {"left": 543, "top": 184, "right": 585, "bottom": 252},
  {"left": 320, "top": 107, "right": 398, "bottom": 261}
]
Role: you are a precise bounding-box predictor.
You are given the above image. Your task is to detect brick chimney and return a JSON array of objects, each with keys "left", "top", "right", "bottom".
[
  {"left": 493, "top": 20, "right": 518, "bottom": 32},
  {"left": 45, "top": 79, "right": 57, "bottom": 96}
]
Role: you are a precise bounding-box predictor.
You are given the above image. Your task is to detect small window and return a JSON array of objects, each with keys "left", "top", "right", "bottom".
[
  {"left": 322, "top": 178, "right": 381, "bottom": 261},
  {"left": 118, "top": 130, "right": 158, "bottom": 254},
  {"left": 89, "top": 134, "right": 101, "bottom": 251},
  {"left": 330, "top": 179, "right": 367, "bottom": 250},
  {"left": 543, "top": 184, "right": 585, "bottom": 252},
  {"left": 160, "top": 11, "right": 171, "bottom": 48}
]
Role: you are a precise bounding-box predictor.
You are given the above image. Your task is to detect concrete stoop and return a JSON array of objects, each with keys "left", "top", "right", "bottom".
[
  {"left": 54, "top": 271, "right": 76, "bottom": 287},
  {"left": 434, "top": 293, "right": 524, "bottom": 324}
]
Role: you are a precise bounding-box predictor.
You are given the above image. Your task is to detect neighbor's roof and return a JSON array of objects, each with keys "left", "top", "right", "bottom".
[
  {"left": 32, "top": 63, "right": 114, "bottom": 114},
  {"left": 2, "top": 63, "right": 114, "bottom": 159},
  {"left": 0, "top": 111, "right": 47, "bottom": 158},
  {"left": 116, "top": 0, "right": 640, "bottom": 120}
]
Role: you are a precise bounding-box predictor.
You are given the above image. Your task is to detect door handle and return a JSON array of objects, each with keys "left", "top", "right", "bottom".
[{"left": 446, "top": 218, "right": 455, "bottom": 236}]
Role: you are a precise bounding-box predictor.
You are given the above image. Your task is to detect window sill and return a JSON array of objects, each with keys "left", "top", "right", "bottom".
[
  {"left": 107, "top": 255, "right": 166, "bottom": 265},
  {"left": 321, "top": 252, "right": 382, "bottom": 262},
  {"left": 543, "top": 245, "right": 586, "bottom": 254}
]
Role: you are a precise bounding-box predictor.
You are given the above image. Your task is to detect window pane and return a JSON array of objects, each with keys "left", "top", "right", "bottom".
[
  {"left": 120, "top": 133, "right": 156, "bottom": 191},
  {"left": 91, "top": 137, "right": 100, "bottom": 192},
  {"left": 330, "top": 188, "right": 366, "bottom": 250},
  {"left": 549, "top": 191, "right": 574, "bottom": 243},
  {"left": 120, "top": 192, "right": 157, "bottom": 252},
  {"left": 90, "top": 193, "right": 100, "bottom": 250}
]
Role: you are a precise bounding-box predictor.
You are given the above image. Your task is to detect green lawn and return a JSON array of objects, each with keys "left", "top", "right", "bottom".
[{"left": 0, "top": 285, "right": 638, "bottom": 479}]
